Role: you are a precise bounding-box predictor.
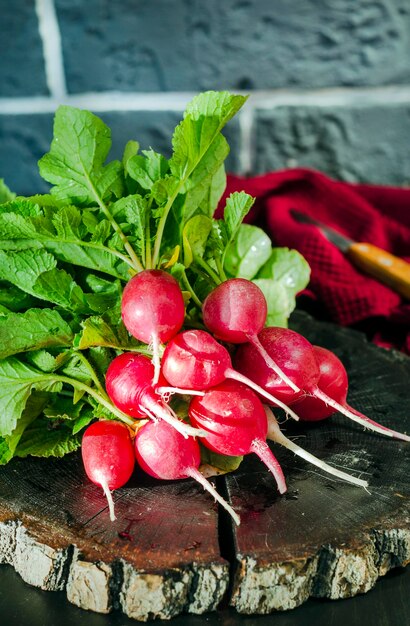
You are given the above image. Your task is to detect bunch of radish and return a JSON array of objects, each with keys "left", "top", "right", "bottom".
[{"left": 81, "top": 271, "right": 409, "bottom": 524}]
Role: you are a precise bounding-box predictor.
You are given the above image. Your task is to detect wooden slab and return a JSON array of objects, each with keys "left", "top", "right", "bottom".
[
  {"left": 0, "top": 454, "right": 228, "bottom": 620},
  {"left": 0, "top": 311, "right": 409, "bottom": 621},
  {"left": 228, "top": 311, "right": 410, "bottom": 613}
]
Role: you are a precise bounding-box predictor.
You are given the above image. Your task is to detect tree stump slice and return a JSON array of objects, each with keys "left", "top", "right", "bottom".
[
  {"left": 0, "top": 311, "right": 409, "bottom": 621},
  {"left": 228, "top": 311, "right": 410, "bottom": 614},
  {"left": 0, "top": 454, "right": 228, "bottom": 621}
]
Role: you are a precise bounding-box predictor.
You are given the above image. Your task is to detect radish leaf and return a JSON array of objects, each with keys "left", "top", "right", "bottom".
[
  {"left": 200, "top": 444, "right": 243, "bottom": 475},
  {"left": 0, "top": 248, "right": 92, "bottom": 313},
  {"left": 224, "top": 224, "right": 272, "bottom": 279},
  {"left": 252, "top": 279, "right": 293, "bottom": 328},
  {"left": 0, "top": 309, "right": 73, "bottom": 359},
  {"left": 0, "top": 358, "right": 63, "bottom": 437},
  {"left": 182, "top": 215, "right": 213, "bottom": 267},
  {"left": 0, "top": 205, "right": 130, "bottom": 280},
  {"left": 0, "top": 392, "right": 51, "bottom": 464},
  {"left": 77, "top": 315, "right": 143, "bottom": 352},
  {"left": 14, "top": 418, "right": 82, "bottom": 458},
  {"left": 127, "top": 150, "right": 169, "bottom": 190},
  {"left": 257, "top": 247, "right": 311, "bottom": 294},
  {"left": 39, "top": 106, "right": 124, "bottom": 206},
  {"left": 199, "top": 164, "right": 227, "bottom": 217}
]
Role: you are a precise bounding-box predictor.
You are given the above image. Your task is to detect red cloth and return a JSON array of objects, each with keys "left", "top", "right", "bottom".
[{"left": 221, "top": 168, "right": 410, "bottom": 354}]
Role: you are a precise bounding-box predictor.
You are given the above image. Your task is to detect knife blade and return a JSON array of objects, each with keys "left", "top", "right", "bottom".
[{"left": 290, "top": 209, "right": 410, "bottom": 300}]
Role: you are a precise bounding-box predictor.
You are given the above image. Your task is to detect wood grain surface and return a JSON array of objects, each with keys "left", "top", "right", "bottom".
[
  {"left": 0, "top": 312, "right": 408, "bottom": 621},
  {"left": 228, "top": 312, "right": 410, "bottom": 613}
]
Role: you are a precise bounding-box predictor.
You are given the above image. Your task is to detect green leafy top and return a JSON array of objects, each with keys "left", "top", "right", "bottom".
[{"left": 0, "top": 91, "right": 310, "bottom": 470}]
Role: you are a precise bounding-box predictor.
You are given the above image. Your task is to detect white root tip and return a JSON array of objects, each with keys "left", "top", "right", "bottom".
[
  {"left": 186, "top": 466, "right": 241, "bottom": 526},
  {"left": 314, "top": 388, "right": 410, "bottom": 443},
  {"left": 139, "top": 406, "right": 159, "bottom": 423},
  {"left": 100, "top": 478, "right": 117, "bottom": 522},
  {"left": 264, "top": 406, "right": 368, "bottom": 489},
  {"left": 150, "top": 334, "right": 161, "bottom": 386},
  {"left": 250, "top": 437, "right": 287, "bottom": 494}
]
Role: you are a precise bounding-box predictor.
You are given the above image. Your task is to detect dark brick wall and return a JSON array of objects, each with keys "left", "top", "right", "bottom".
[
  {"left": 1, "top": 0, "right": 410, "bottom": 195},
  {"left": 55, "top": 0, "right": 410, "bottom": 92},
  {"left": 0, "top": 114, "right": 53, "bottom": 195},
  {"left": 254, "top": 103, "right": 410, "bottom": 184},
  {"left": 0, "top": 0, "right": 48, "bottom": 97}
]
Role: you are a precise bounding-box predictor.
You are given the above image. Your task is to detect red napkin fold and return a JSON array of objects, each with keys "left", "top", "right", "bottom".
[{"left": 221, "top": 168, "right": 410, "bottom": 354}]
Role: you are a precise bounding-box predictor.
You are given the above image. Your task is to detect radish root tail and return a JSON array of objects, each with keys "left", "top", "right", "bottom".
[
  {"left": 314, "top": 388, "right": 410, "bottom": 443},
  {"left": 250, "top": 438, "right": 287, "bottom": 494},
  {"left": 99, "top": 477, "right": 117, "bottom": 522},
  {"left": 155, "top": 386, "right": 205, "bottom": 398},
  {"left": 265, "top": 407, "right": 368, "bottom": 488},
  {"left": 185, "top": 466, "right": 241, "bottom": 526}
]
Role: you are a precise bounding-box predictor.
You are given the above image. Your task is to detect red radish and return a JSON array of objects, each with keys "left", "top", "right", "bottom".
[
  {"left": 202, "top": 278, "right": 300, "bottom": 394},
  {"left": 235, "top": 327, "right": 410, "bottom": 442},
  {"left": 105, "top": 352, "right": 205, "bottom": 439},
  {"left": 134, "top": 420, "right": 240, "bottom": 525},
  {"left": 265, "top": 407, "right": 368, "bottom": 488},
  {"left": 121, "top": 270, "right": 185, "bottom": 383},
  {"left": 81, "top": 420, "right": 135, "bottom": 521},
  {"left": 161, "top": 329, "right": 300, "bottom": 421},
  {"left": 234, "top": 327, "right": 313, "bottom": 404},
  {"left": 189, "top": 379, "right": 287, "bottom": 494},
  {"left": 290, "top": 346, "right": 348, "bottom": 421}
]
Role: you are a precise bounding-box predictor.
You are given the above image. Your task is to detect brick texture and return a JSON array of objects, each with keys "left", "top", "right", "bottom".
[
  {"left": 0, "top": 0, "right": 48, "bottom": 97},
  {"left": 0, "top": 114, "right": 53, "bottom": 196},
  {"left": 254, "top": 104, "right": 410, "bottom": 184},
  {"left": 55, "top": 0, "right": 410, "bottom": 93},
  {"left": 1, "top": 0, "right": 410, "bottom": 189}
]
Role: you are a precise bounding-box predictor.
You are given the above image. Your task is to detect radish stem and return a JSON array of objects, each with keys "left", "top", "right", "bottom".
[
  {"left": 52, "top": 374, "right": 135, "bottom": 427},
  {"left": 248, "top": 333, "right": 300, "bottom": 394},
  {"left": 181, "top": 270, "right": 203, "bottom": 308},
  {"left": 86, "top": 174, "right": 144, "bottom": 272},
  {"left": 185, "top": 466, "right": 240, "bottom": 526},
  {"left": 151, "top": 334, "right": 161, "bottom": 386},
  {"left": 73, "top": 351, "right": 107, "bottom": 397},
  {"left": 226, "top": 368, "right": 300, "bottom": 421},
  {"left": 141, "top": 397, "right": 206, "bottom": 439},
  {"left": 155, "top": 386, "right": 205, "bottom": 397}
]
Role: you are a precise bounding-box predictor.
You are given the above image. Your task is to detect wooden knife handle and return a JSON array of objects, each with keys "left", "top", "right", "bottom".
[{"left": 347, "top": 243, "right": 410, "bottom": 300}]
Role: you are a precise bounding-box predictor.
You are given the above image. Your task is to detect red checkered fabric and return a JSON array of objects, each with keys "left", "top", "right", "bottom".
[{"left": 219, "top": 168, "right": 410, "bottom": 353}]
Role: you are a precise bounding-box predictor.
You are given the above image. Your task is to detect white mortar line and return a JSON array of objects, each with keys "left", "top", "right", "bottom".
[
  {"left": 0, "top": 92, "right": 194, "bottom": 114},
  {"left": 246, "top": 85, "right": 410, "bottom": 108},
  {"left": 35, "top": 0, "right": 67, "bottom": 100},
  {"left": 2, "top": 85, "right": 410, "bottom": 116},
  {"left": 65, "top": 91, "right": 194, "bottom": 111}
]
